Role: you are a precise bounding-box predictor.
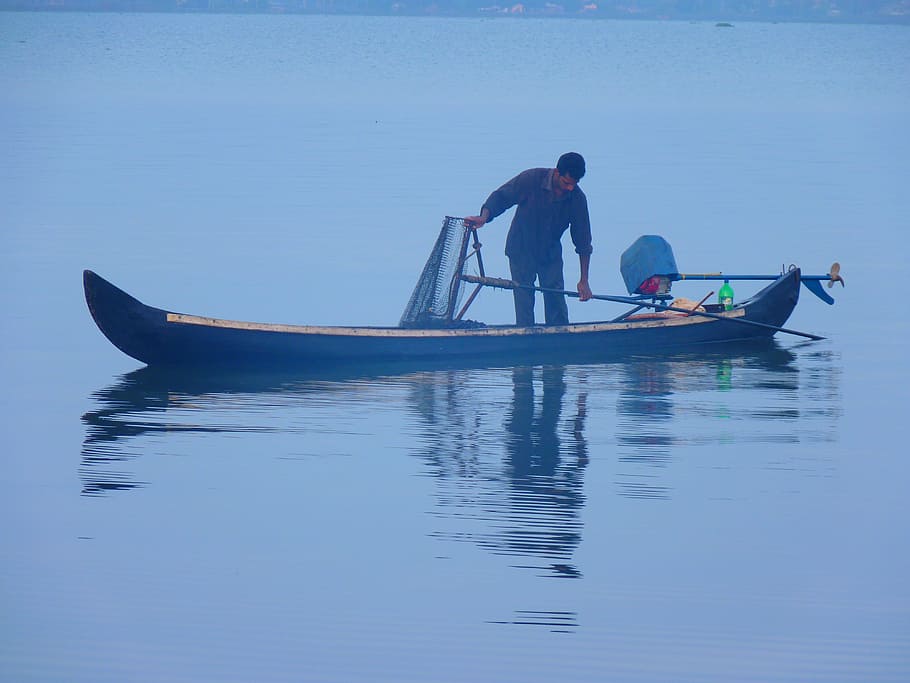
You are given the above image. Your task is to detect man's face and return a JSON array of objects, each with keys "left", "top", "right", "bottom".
[{"left": 554, "top": 171, "right": 578, "bottom": 194}]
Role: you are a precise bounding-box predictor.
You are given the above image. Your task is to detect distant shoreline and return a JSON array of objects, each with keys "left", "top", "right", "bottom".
[{"left": 2, "top": 1, "right": 908, "bottom": 26}]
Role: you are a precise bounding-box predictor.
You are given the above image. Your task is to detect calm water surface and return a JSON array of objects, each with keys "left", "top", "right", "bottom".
[{"left": 1, "top": 12, "right": 908, "bottom": 682}]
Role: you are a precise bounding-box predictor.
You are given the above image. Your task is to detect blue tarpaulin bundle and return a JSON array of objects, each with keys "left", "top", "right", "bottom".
[{"left": 620, "top": 235, "right": 679, "bottom": 295}]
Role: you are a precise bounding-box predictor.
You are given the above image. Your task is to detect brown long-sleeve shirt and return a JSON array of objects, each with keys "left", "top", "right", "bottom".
[{"left": 481, "top": 167, "right": 593, "bottom": 264}]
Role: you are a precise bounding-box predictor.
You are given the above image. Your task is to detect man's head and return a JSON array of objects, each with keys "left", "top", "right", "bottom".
[{"left": 556, "top": 152, "right": 586, "bottom": 183}]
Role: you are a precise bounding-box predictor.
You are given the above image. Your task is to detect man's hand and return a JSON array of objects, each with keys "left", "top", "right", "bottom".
[
  {"left": 464, "top": 215, "right": 487, "bottom": 229},
  {"left": 577, "top": 279, "right": 593, "bottom": 302}
]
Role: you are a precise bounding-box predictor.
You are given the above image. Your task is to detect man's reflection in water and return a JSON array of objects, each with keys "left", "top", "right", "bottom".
[
  {"left": 501, "top": 366, "right": 588, "bottom": 578},
  {"left": 407, "top": 365, "right": 589, "bottom": 578}
]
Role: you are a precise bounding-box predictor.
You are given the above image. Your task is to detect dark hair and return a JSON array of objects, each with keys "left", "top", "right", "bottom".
[{"left": 557, "top": 152, "right": 586, "bottom": 180}]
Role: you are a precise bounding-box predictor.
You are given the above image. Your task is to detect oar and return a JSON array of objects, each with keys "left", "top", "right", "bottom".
[{"left": 461, "top": 274, "right": 825, "bottom": 341}]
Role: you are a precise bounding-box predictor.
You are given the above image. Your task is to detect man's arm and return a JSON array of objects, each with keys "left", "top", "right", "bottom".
[
  {"left": 577, "top": 253, "right": 592, "bottom": 301},
  {"left": 465, "top": 170, "right": 529, "bottom": 228},
  {"left": 570, "top": 191, "right": 593, "bottom": 301}
]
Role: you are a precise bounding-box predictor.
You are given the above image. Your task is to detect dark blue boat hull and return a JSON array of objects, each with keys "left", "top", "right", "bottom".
[{"left": 83, "top": 268, "right": 801, "bottom": 368}]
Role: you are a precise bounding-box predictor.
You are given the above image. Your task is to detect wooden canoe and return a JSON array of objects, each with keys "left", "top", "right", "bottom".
[{"left": 83, "top": 268, "right": 801, "bottom": 368}]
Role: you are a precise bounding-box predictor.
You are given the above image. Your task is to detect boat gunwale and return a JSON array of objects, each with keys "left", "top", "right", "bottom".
[{"left": 165, "top": 309, "right": 744, "bottom": 337}]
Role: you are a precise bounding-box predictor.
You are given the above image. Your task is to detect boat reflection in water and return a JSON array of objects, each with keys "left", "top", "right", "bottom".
[
  {"left": 80, "top": 342, "right": 841, "bottom": 584},
  {"left": 614, "top": 344, "right": 841, "bottom": 500}
]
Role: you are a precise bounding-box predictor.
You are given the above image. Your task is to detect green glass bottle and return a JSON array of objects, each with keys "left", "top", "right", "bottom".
[{"left": 718, "top": 279, "right": 735, "bottom": 311}]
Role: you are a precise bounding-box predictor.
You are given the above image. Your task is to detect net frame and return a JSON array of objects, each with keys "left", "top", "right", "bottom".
[{"left": 399, "top": 216, "right": 477, "bottom": 328}]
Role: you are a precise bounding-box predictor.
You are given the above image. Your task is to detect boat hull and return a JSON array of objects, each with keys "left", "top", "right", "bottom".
[{"left": 83, "top": 269, "right": 801, "bottom": 368}]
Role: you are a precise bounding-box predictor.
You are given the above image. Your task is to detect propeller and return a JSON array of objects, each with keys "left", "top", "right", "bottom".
[{"left": 827, "top": 262, "right": 845, "bottom": 288}]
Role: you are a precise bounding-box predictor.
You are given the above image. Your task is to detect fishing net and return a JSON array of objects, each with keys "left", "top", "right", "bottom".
[{"left": 399, "top": 216, "right": 475, "bottom": 328}]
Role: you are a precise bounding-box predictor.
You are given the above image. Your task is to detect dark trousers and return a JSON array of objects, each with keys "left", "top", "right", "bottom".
[{"left": 509, "top": 253, "right": 569, "bottom": 326}]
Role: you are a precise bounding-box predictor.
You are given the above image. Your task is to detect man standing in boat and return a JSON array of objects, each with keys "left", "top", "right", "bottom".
[{"left": 464, "top": 152, "right": 593, "bottom": 326}]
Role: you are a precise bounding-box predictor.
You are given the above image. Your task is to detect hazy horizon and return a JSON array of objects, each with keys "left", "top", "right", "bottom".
[{"left": 2, "top": 0, "right": 909, "bottom": 25}]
